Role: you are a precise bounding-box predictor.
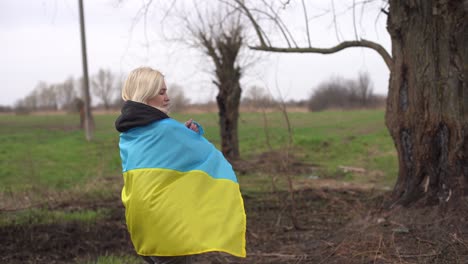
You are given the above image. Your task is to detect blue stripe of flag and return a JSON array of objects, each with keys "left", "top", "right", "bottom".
[{"left": 119, "top": 118, "right": 238, "bottom": 183}]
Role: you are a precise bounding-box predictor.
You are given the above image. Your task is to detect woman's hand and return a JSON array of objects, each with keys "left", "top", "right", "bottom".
[{"left": 185, "top": 119, "right": 199, "bottom": 133}]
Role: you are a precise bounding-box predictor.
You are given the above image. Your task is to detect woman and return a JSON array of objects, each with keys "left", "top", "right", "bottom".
[{"left": 115, "top": 67, "right": 246, "bottom": 264}]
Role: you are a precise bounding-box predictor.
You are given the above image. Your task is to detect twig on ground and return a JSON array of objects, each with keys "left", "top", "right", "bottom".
[
  {"left": 247, "top": 229, "right": 259, "bottom": 239},
  {"left": 399, "top": 251, "right": 440, "bottom": 258},
  {"left": 293, "top": 254, "right": 308, "bottom": 264},
  {"left": 391, "top": 232, "right": 403, "bottom": 264},
  {"left": 318, "top": 239, "right": 345, "bottom": 264},
  {"left": 275, "top": 204, "right": 287, "bottom": 227},
  {"left": 388, "top": 220, "right": 406, "bottom": 228},
  {"left": 248, "top": 252, "right": 308, "bottom": 258},
  {"left": 415, "top": 236, "right": 436, "bottom": 245},
  {"left": 374, "top": 234, "right": 383, "bottom": 263},
  {"left": 448, "top": 241, "right": 461, "bottom": 263},
  {"left": 338, "top": 165, "right": 366, "bottom": 173},
  {"left": 451, "top": 233, "right": 468, "bottom": 249}
]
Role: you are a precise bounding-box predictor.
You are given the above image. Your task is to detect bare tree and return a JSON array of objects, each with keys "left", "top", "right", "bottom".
[
  {"left": 168, "top": 84, "right": 190, "bottom": 113},
  {"left": 355, "top": 72, "right": 374, "bottom": 107},
  {"left": 57, "top": 77, "right": 77, "bottom": 111},
  {"left": 15, "top": 81, "right": 63, "bottom": 112},
  {"left": 91, "top": 69, "right": 117, "bottom": 110},
  {"left": 273, "top": 85, "right": 299, "bottom": 229},
  {"left": 236, "top": 0, "right": 468, "bottom": 207},
  {"left": 111, "top": 77, "right": 125, "bottom": 109},
  {"left": 242, "top": 85, "right": 275, "bottom": 108},
  {"left": 308, "top": 77, "right": 350, "bottom": 111},
  {"left": 37, "top": 83, "right": 58, "bottom": 111},
  {"left": 22, "top": 89, "right": 39, "bottom": 112},
  {"left": 308, "top": 74, "right": 376, "bottom": 111},
  {"left": 200, "top": 22, "right": 244, "bottom": 159},
  {"left": 144, "top": 0, "right": 252, "bottom": 159}
]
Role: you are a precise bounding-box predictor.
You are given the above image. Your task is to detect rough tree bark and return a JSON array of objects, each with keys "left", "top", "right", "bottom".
[
  {"left": 215, "top": 69, "right": 242, "bottom": 160},
  {"left": 386, "top": 0, "right": 468, "bottom": 206}
]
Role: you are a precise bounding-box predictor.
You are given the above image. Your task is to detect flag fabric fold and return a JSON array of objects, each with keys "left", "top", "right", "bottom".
[{"left": 119, "top": 117, "right": 246, "bottom": 257}]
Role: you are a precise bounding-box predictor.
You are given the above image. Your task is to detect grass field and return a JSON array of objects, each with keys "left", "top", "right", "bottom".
[
  {"left": 0, "top": 110, "right": 397, "bottom": 192},
  {"left": 0, "top": 109, "right": 397, "bottom": 194}
]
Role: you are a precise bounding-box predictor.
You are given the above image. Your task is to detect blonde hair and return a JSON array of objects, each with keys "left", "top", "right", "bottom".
[{"left": 122, "top": 67, "right": 165, "bottom": 103}]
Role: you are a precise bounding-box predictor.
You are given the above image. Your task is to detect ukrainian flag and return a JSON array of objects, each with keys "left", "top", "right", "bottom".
[{"left": 119, "top": 118, "right": 246, "bottom": 257}]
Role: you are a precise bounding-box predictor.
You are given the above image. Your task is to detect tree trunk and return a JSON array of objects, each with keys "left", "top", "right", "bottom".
[
  {"left": 201, "top": 26, "right": 243, "bottom": 160},
  {"left": 216, "top": 76, "right": 242, "bottom": 160},
  {"left": 386, "top": 0, "right": 468, "bottom": 206}
]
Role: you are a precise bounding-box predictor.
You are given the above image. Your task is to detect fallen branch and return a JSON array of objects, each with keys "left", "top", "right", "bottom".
[
  {"left": 450, "top": 233, "right": 468, "bottom": 249},
  {"left": 339, "top": 165, "right": 366, "bottom": 173},
  {"left": 391, "top": 232, "right": 403, "bottom": 264},
  {"left": 374, "top": 235, "right": 383, "bottom": 264},
  {"left": 415, "top": 236, "right": 437, "bottom": 246},
  {"left": 248, "top": 252, "right": 308, "bottom": 258},
  {"left": 399, "top": 251, "right": 440, "bottom": 258},
  {"left": 318, "top": 239, "right": 346, "bottom": 264}
]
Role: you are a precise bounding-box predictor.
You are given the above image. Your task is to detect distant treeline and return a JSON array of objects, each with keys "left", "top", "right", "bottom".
[
  {"left": 242, "top": 72, "right": 386, "bottom": 111},
  {"left": 9, "top": 69, "right": 125, "bottom": 114},
  {"left": 3, "top": 68, "right": 190, "bottom": 114},
  {"left": 307, "top": 72, "right": 386, "bottom": 111},
  {"left": 1, "top": 71, "right": 385, "bottom": 114}
]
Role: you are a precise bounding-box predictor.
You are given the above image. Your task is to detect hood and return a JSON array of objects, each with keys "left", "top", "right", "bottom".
[{"left": 115, "top": 100, "right": 169, "bottom": 132}]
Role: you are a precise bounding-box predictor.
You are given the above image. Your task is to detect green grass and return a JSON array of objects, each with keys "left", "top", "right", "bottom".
[
  {"left": 0, "top": 109, "right": 397, "bottom": 194},
  {"left": 289, "top": 110, "right": 397, "bottom": 185},
  {"left": 0, "top": 114, "right": 121, "bottom": 191}
]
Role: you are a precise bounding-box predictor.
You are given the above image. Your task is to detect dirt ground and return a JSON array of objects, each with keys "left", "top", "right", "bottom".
[
  {"left": 1, "top": 180, "right": 467, "bottom": 264},
  {"left": 1, "top": 151, "right": 467, "bottom": 264}
]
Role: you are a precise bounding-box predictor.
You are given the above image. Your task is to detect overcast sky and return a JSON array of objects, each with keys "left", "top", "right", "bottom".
[{"left": 0, "top": 0, "right": 391, "bottom": 106}]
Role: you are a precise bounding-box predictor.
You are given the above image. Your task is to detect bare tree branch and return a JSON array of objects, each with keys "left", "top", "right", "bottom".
[
  {"left": 301, "top": 0, "right": 311, "bottom": 47},
  {"left": 220, "top": 0, "right": 275, "bottom": 48},
  {"left": 353, "top": 0, "right": 359, "bottom": 40},
  {"left": 375, "top": 2, "right": 390, "bottom": 38},
  {"left": 233, "top": 0, "right": 299, "bottom": 48},
  {"left": 248, "top": 39, "right": 392, "bottom": 70},
  {"left": 142, "top": 0, "right": 152, "bottom": 59},
  {"left": 234, "top": 1, "right": 393, "bottom": 70},
  {"left": 331, "top": 0, "right": 342, "bottom": 42},
  {"left": 232, "top": 0, "right": 267, "bottom": 47},
  {"left": 260, "top": 0, "right": 298, "bottom": 47},
  {"left": 198, "top": 30, "right": 222, "bottom": 70}
]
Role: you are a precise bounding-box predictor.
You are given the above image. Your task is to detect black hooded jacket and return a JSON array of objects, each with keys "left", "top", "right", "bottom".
[{"left": 115, "top": 101, "right": 169, "bottom": 132}]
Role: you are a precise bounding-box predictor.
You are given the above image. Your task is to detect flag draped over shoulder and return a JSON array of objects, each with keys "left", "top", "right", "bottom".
[{"left": 116, "top": 102, "right": 246, "bottom": 257}]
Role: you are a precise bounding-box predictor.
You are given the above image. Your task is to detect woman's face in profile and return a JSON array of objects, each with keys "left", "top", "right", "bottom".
[{"left": 147, "top": 80, "right": 170, "bottom": 113}]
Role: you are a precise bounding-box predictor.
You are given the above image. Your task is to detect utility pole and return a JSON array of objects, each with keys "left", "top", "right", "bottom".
[{"left": 78, "top": 0, "right": 94, "bottom": 141}]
